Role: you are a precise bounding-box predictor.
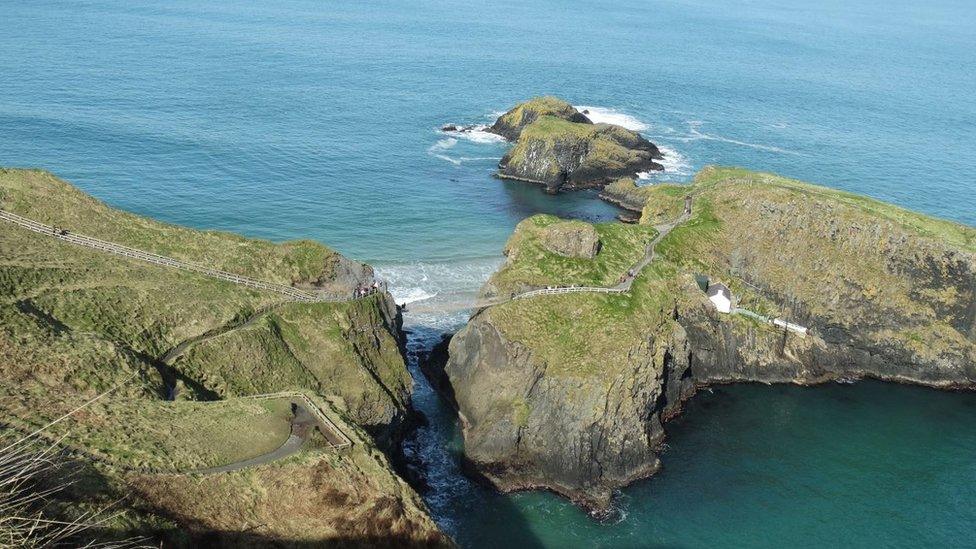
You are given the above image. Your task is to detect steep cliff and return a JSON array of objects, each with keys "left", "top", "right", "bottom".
[
  {"left": 443, "top": 167, "right": 976, "bottom": 510},
  {"left": 0, "top": 168, "right": 446, "bottom": 545}
]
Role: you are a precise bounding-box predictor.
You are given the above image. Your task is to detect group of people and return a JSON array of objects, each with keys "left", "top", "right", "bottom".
[
  {"left": 618, "top": 268, "right": 636, "bottom": 284},
  {"left": 354, "top": 280, "right": 385, "bottom": 298}
]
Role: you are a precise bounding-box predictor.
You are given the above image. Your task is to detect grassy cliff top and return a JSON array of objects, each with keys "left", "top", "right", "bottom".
[
  {"left": 486, "top": 263, "right": 678, "bottom": 378},
  {"left": 484, "top": 166, "right": 975, "bottom": 378},
  {"left": 688, "top": 166, "right": 976, "bottom": 252},
  {"left": 0, "top": 166, "right": 411, "bottom": 465},
  {"left": 0, "top": 168, "right": 346, "bottom": 285},
  {"left": 486, "top": 214, "right": 657, "bottom": 296},
  {"left": 490, "top": 96, "right": 590, "bottom": 139},
  {"left": 518, "top": 115, "right": 643, "bottom": 143}
]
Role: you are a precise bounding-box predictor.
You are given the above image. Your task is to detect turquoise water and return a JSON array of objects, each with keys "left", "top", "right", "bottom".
[{"left": 2, "top": 0, "right": 975, "bottom": 546}]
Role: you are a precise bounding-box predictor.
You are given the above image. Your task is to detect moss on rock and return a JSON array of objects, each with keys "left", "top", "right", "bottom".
[
  {"left": 496, "top": 115, "right": 664, "bottom": 193},
  {"left": 489, "top": 96, "right": 591, "bottom": 140}
]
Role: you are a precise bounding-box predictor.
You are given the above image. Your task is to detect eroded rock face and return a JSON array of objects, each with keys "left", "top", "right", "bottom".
[
  {"left": 444, "top": 309, "right": 694, "bottom": 510},
  {"left": 497, "top": 120, "right": 664, "bottom": 193},
  {"left": 307, "top": 253, "right": 375, "bottom": 296},
  {"left": 541, "top": 221, "right": 601, "bottom": 259},
  {"left": 490, "top": 98, "right": 664, "bottom": 193}
]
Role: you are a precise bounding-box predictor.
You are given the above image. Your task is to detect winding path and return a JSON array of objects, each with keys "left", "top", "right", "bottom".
[
  {"left": 406, "top": 209, "right": 693, "bottom": 314},
  {"left": 188, "top": 402, "right": 319, "bottom": 475},
  {"left": 0, "top": 208, "right": 358, "bottom": 472}
]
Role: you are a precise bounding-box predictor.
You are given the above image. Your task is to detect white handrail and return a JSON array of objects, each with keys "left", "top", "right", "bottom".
[
  {"left": 248, "top": 391, "right": 352, "bottom": 449},
  {"left": 513, "top": 286, "right": 626, "bottom": 300}
]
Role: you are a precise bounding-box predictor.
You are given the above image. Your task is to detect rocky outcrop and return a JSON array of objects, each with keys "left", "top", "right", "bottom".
[
  {"left": 441, "top": 167, "right": 976, "bottom": 512},
  {"left": 445, "top": 307, "right": 693, "bottom": 510},
  {"left": 599, "top": 177, "right": 656, "bottom": 213},
  {"left": 489, "top": 96, "right": 592, "bottom": 141},
  {"left": 490, "top": 98, "right": 664, "bottom": 193},
  {"left": 540, "top": 221, "right": 601, "bottom": 258}
]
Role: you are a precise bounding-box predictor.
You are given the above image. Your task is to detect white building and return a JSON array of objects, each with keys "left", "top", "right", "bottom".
[{"left": 707, "top": 283, "right": 733, "bottom": 314}]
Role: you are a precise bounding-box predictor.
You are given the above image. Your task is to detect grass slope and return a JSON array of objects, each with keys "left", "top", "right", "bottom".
[{"left": 0, "top": 168, "right": 427, "bottom": 543}]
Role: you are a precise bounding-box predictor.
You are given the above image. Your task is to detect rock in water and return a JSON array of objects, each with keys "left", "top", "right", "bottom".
[
  {"left": 489, "top": 96, "right": 592, "bottom": 140},
  {"left": 490, "top": 98, "right": 664, "bottom": 193}
]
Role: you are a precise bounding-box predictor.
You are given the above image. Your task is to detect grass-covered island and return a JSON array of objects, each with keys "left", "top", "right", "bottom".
[
  {"left": 481, "top": 97, "right": 665, "bottom": 193},
  {"left": 438, "top": 166, "right": 976, "bottom": 512},
  {"left": 0, "top": 169, "right": 450, "bottom": 546}
]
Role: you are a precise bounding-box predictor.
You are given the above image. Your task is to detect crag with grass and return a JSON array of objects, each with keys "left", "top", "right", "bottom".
[
  {"left": 442, "top": 166, "right": 976, "bottom": 511},
  {"left": 491, "top": 98, "right": 664, "bottom": 193},
  {"left": 0, "top": 168, "right": 446, "bottom": 546}
]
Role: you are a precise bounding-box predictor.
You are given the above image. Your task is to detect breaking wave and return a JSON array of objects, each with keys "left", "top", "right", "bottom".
[
  {"left": 574, "top": 105, "right": 650, "bottom": 131},
  {"left": 439, "top": 124, "right": 506, "bottom": 144},
  {"left": 638, "top": 145, "right": 694, "bottom": 182},
  {"left": 375, "top": 256, "right": 504, "bottom": 329}
]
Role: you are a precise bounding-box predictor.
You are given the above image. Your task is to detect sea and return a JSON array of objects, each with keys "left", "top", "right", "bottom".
[{"left": 2, "top": 0, "right": 974, "bottom": 546}]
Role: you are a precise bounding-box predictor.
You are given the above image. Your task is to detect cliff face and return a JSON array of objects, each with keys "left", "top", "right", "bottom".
[
  {"left": 490, "top": 98, "right": 663, "bottom": 193},
  {"left": 447, "top": 303, "right": 693, "bottom": 509},
  {"left": 0, "top": 169, "right": 443, "bottom": 544},
  {"left": 497, "top": 117, "right": 663, "bottom": 193},
  {"left": 443, "top": 167, "right": 976, "bottom": 510}
]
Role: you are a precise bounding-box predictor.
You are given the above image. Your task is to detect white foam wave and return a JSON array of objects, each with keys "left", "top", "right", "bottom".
[
  {"left": 393, "top": 287, "right": 438, "bottom": 305},
  {"left": 427, "top": 137, "right": 461, "bottom": 165},
  {"left": 636, "top": 145, "right": 694, "bottom": 182},
  {"left": 375, "top": 257, "right": 505, "bottom": 329},
  {"left": 574, "top": 105, "right": 650, "bottom": 132},
  {"left": 440, "top": 124, "right": 507, "bottom": 144}
]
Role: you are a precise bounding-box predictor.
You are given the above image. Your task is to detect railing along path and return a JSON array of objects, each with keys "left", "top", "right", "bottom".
[
  {"left": 249, "top": 391, "right": 353, "bottom": 449},
  {"left": 0, "top": 209, "right": 361, "bottom": 302}
]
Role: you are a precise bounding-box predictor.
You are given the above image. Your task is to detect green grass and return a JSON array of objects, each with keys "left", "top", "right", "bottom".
[
  {"left": 481, "top": 165, "right": 976, "bottom": 381},
  {"left": 488, "top": 214, "right": 657, "bottom": 295},
  {"left": 0, "top": 167, "right": 411, "bottom": 472},
  {"left": 487, "top": 269, "right": 675, "bottom": 377},
  {"left": 519, "top": 115, "right": 598, "bottom": 139},
  {"left": 0, "top": 168, "right": 344, "bottom": 284},
  {"left": 691, "top": 166, "right": 976, "bottom": 251}
]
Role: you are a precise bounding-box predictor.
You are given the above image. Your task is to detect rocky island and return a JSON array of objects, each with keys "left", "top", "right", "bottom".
[
  {"left": 0, "top": 169, "right": 450, "bottom": 546},
  {"left": 484, "top": 97, "right": 665, "bottom": 193},
  {"left": 438, "top": 166, "right": 976, "bottom": 511}
]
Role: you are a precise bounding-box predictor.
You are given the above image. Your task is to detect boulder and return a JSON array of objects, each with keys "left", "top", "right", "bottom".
[{"left": 540, "top": 221, "right": 601, "bottom": 258}]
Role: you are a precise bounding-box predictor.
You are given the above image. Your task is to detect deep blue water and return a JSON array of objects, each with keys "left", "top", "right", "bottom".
[{"left": 2, "top": 0, "right": 974, "bottom": 546}]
